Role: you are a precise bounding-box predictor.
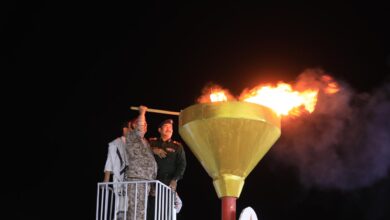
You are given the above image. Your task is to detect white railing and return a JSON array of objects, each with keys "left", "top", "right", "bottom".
[{"left": 96, "top": 180, "right": 176, "bottom": 220}]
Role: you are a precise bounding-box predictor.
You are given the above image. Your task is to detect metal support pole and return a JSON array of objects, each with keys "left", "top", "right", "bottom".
[{"left": 221, "top": 196, "right": 236, "bottom": 220}]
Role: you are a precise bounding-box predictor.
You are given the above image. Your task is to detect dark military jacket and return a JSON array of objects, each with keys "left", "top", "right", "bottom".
[{"left": 149, "top": 137, "right": 186, "bottom": 185}]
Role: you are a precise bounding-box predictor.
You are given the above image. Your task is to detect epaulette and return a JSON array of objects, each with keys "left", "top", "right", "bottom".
[
  {"left": 173, "top": 140, "right": 182, "bottom": 145},
  {"left": 149, "top": 137, "right": 158, "bottom": 141}
]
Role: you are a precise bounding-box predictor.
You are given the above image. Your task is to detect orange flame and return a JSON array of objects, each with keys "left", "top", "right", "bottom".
[
  {"left": 210, "top": 91, "right": 228, "bottom": 102},
  {"left": 197, "top": 84, "right": 235, "bottom": 103},
  {"left": 239, "top": 83, "right": 318, "bottom": 116},
  {"left": 322, "top": 75, "right": 340, "bottom": 94},
  {"left": 199, "top": 74, "right": 340, "bottom": 116}
]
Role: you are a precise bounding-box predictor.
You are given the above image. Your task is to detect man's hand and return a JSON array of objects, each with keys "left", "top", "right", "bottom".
[
  {"left": 153, "top": 147, "right": 167, "bottom": 158},
  {"left": 169, "top": 179, "right": 177, "bottom": 191},
  {"left": 139, "top": 105, "right": 147, "bottom": 115}
]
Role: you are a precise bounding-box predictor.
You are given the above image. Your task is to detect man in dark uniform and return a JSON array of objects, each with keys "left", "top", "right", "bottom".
[
  {"left": 149, "top": 119, "right": 186, "bottom": 190},
  {"left": 147, "top": 119, "right": 186, "bottom": 220}
]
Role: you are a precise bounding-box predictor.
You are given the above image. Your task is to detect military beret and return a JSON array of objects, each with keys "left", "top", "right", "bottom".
[{"left": 159, "top": 119, "right": 173, "bottom": 128}]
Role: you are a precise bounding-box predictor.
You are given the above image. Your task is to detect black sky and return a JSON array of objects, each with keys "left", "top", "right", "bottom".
[{"left": 4, "top": 1, "right": 390, "bottom": 220}]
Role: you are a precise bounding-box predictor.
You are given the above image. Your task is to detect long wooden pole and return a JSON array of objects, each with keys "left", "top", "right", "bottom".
[{"left": 130, "top": 106, "right": 180, "bottom": 116}]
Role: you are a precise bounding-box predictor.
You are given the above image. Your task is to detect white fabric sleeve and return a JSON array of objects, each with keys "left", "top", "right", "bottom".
[
  {"left": 104, "top": 144, "right": 115, "bottom": 172},
  {"left": 175, "top": 193, "right": 183, "bottom": 213}
]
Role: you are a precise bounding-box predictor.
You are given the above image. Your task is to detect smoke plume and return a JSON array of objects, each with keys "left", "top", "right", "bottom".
[{"left": 272, "top": 69, "right": 390, "bottom": 190}]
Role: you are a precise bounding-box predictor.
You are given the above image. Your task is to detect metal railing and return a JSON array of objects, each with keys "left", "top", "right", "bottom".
[{"left": 96, "top": 180, "right": 176, "bottom": 220}]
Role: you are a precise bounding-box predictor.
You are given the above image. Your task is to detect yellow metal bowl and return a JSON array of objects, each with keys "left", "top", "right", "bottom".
[{"left": 179, "top": 101, "right": 281, "bottom": 198}]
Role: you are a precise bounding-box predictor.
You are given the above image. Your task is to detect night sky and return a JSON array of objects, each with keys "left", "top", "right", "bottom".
[{"left": 5, "top": 2, "right": 390, "bottom": 220}]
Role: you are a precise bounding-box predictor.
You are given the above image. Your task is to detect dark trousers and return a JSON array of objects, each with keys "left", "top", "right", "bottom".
[{"left": 147, "top": 195, "right": 155, "bottom": 220}]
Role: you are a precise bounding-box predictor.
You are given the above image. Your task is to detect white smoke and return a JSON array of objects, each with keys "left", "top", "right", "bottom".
[{"left": 272, "top": 69, "right": 390, "bottom": 190}]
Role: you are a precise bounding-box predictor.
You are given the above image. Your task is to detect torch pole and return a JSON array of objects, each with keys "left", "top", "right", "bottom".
[
  {"left": 221, "top": 197, "right": 236, "bottom": 220},
  {"left": 130, "top": 106, "right": 180, "bottom": 116}
]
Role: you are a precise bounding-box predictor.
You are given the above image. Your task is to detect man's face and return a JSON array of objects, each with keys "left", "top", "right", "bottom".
[
  {"left": 159, "top": 123, "right": 173, "bottom": 139},
  {"left": 122, "top": 122, "right": 132, "bottom": 136}
]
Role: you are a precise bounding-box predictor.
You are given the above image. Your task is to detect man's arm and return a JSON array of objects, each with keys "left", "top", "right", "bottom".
[
  {"left": 103, "top": 171, "right": 111, "bottom": 182},
  {"left": 103, "top": 143, "right": 115, "bottom": 182},
  {"left": 137, "top": 105, "right": 147, "bottom": 127},
  {"left": 134, "top": 105, "right": 147, "bottom": 137},
  {"left": 126, "top": 105, "right": 148, "bottom": 140},
  {"left": 172, "top": 145, "right": 187, "bottom": 181}
]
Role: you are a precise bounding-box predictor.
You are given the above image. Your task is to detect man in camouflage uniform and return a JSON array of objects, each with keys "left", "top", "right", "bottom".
[{"left": 125, "top": 106, "right": 157, "bottom": 220}]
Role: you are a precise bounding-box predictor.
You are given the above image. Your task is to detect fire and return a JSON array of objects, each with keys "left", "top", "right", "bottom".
[
  {"left": 199, "top": 73, "right": 340, "bottom": 116},
  {"left": 210, "top": 91, "right": 228, "bottom": 102},
  {"left": 239, "top": 83, "right": 318, "bottom": 116},
  {"left": 197, "top": 85, "right": 234, "bottom": 103},
  {"left": 322, "top": 75, "right": 340, "bottom": 94},
  {"left": 201, "top": 82, "right": 318, "bottom": 116}
]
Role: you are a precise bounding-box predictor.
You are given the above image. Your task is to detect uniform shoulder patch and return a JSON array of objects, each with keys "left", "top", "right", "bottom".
[{"left": 173, "top": 140, "right": 182, "bottom": 145}]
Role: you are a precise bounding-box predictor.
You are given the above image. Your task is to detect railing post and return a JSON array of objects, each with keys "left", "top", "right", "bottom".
[
  {"left": 96, "top": 184, "right": 100, "bottom": 220},
  {"left": 97, "top": 180, "right": 175, "bottom": 220}
]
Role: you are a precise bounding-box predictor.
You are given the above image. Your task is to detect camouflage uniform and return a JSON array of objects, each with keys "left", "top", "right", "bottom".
[{"left": 125, "top": 129, "right": 157, "bottom": 220}]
